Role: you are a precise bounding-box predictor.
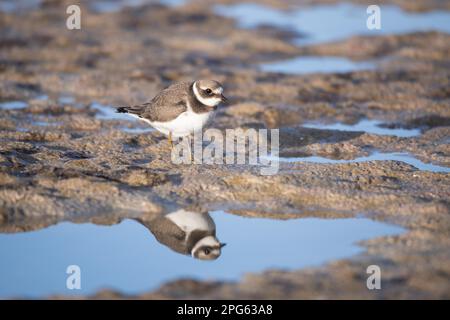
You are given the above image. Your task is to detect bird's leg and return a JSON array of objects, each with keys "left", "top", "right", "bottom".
[
  {"left": 168, "top": 132, "right": 173, "bottom": 149},
  {"left": 187, "top": 135, "right": 192, "bottom": 163}
]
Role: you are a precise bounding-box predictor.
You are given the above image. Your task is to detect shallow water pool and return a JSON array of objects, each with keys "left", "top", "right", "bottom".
[{"left": 0, "top": 211, "right": 402, "bottom": 298}]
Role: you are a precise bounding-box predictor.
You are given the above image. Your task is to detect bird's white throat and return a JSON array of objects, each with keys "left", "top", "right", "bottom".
[{"left": 193, "top": 82, "right": 222, "bottom": 107}]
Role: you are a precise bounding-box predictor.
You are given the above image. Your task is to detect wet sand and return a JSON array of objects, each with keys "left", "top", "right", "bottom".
[{"left": 0, "top": 0, "right": 449, "bottom": 299}]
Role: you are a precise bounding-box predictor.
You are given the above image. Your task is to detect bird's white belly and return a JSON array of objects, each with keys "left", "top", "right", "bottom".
[
  {"left": 145, "top": 111, "right": 214, "bottom": 137},
  {"left": 166, "top": 209, "right": 215, "bottom": 233}
]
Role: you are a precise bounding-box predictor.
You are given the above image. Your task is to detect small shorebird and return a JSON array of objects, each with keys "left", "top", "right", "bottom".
[
  {"left": 116, "top": 80, "right": 227, "bottom": 150},
  {"left": 137, "top": 209, "right": 226, "bottom": 260}
]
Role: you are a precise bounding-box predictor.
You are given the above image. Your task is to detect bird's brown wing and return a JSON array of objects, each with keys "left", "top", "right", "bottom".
[
  {"left": 140, "top": 216, "right": 189, "bottom": 255},
  {"left": 129, "top": 81, "right": 191, "bottom": 122}
]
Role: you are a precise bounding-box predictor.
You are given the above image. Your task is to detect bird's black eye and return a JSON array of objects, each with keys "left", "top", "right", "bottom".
[
  {"left": 205, "top": 88, "right": 212, "bottom": 95},
  {"left": 204, "top": 248, "right": 210, "bottom": 255}
]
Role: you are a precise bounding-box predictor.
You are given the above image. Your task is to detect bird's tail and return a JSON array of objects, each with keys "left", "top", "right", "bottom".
[{"left": 116, "top": 106, "right": 129, "bottom": 113}]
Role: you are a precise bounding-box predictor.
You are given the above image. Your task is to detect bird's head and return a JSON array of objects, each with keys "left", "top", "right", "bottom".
[
  {"left": 193, "top": 80, "right": 227, "bottom": 109},
  {"left": 191, "top": 235, "right": 226, "bottom": 260}
]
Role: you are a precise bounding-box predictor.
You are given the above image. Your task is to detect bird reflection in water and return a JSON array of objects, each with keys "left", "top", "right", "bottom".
[{"left": 136, "top": 210, "right": 226, "bottom": 260}]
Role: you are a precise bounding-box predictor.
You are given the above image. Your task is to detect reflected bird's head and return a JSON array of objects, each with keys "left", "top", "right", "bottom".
[{"left": 192, "top": 236, "right": 226, "bottom": 260}]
